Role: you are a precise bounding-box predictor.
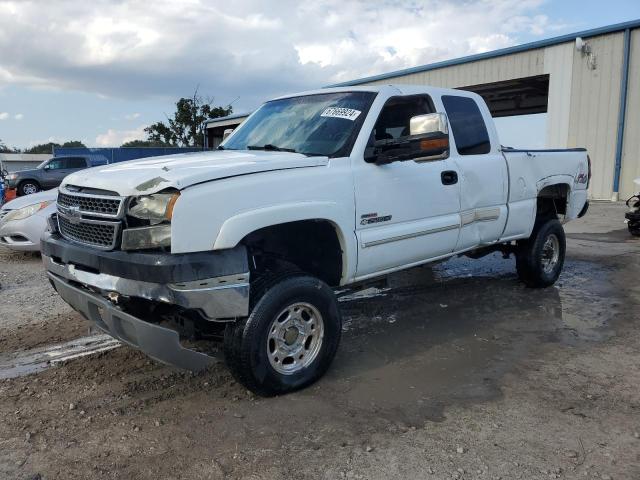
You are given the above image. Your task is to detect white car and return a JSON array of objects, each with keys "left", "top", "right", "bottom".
[
  {"left": 42, "top": 85, "right": 590, "bottom": 395},
  {"left": 0, "top": 188, "right": 57, "bottom": 251}
]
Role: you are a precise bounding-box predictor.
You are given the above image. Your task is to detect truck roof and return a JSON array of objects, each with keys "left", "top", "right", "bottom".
[{"left": 274, "top": 84, "right": 482, "bottom": 102}]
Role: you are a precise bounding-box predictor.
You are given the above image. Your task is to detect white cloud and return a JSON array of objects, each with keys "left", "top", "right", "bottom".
[
  {"left": 14, "top": 113, "right": 23, "bottom": 120},
  {"left": 95, "top": 125, "right": 147, "bottom": 146},
  {"left": 0, "top": 0, "right": 564, "bottom": 105},
  {"left": 0, "top": 112, "right": 8, "bottom": 120},
  {"left": 125, "top": 112, "right": 141, "bottom": 120}
]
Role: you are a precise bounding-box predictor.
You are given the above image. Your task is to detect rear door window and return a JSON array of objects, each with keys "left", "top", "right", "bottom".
[
  {"left": 62, "top": 157, "right": 87, "bottom": 169},
  {"left": 441, "top": 95, "right": 491, "bottom": 155}
]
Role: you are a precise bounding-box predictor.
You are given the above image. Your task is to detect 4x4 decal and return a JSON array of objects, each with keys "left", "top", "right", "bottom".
[{"left": 360, "top": 213, "right": 392, "bottom": 225}]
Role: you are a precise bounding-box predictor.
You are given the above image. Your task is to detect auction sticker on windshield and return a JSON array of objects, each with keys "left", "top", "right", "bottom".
[{"left": 321, "top": 107, "right": 362, "bottom": 121}]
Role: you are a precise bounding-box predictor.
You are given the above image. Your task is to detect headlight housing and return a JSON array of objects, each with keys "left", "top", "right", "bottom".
[
  {"left": 123, "top": 191, "right": 179, "bottom": 250},
  {"left": 127, "top": 192, "right": 180, "bottom": 225},
  {"left": 2, "top": 201, "right": 53, "bottom": 223}
]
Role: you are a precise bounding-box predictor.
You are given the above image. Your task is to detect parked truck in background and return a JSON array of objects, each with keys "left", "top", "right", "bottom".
[
  {"left": 5, "top": 155, "right": 105, "bottom": 196},
  {"left": 41, "top": 85, "right": 590, "bottom": 396}
]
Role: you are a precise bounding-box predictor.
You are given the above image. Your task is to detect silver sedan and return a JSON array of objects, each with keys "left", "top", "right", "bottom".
[{"left": 0, "top": 188, "right": 57, "bottom": 252}]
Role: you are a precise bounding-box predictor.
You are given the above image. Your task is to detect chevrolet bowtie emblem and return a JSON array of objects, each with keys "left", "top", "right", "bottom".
[{"left": 60, "top": 205, "right": 82, "bottom": 224}]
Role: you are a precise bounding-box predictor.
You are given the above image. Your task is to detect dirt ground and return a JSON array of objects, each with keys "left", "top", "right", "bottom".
[{"left": 0, "top": 202, "right": 639, "bottom": 480}]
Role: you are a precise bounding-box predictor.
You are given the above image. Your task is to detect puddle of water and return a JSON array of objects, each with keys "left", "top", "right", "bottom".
[
  {"left": 0, "top": 334, "right": 120, "bottom": 379},
  {"left": 567, "top": 228, "right": 637, "bottom": 244},
  {"left": 319, "top": 253, "right": 621, "bottom": 422}
]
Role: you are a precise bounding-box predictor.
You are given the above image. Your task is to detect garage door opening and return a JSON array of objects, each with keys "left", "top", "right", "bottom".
[{"left": 456, "top": 74, "right": 550, "bottom": 149}]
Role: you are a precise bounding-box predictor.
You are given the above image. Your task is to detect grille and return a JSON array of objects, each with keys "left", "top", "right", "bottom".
[
  {"left": 58, "top": 191, "right": 123, "bottom": 217},
  {"left": 58, "top": 214, "right": 119, "bottom": 249}
]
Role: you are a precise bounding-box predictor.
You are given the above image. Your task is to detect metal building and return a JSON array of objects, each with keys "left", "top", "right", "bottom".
[
  {"left": 333, "top": 19, "right": 640, "bottom": 201},
  {"left": 0, "top": 153, "right": 50, "bottom": 173},
  {"left": 205, "top": 113, "right": 250, "bottom": 149}
]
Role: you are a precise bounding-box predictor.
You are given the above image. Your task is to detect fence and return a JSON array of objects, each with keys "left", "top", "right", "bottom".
[{"left": 53, "top": 147, "right": 202, "bottom": 164}]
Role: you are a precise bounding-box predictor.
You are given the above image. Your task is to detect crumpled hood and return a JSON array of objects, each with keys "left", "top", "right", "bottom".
[{"left": 62, "top": 150, "right": 329, "bottom": 196}]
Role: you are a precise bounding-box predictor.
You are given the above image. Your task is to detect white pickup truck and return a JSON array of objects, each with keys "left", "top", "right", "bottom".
[{"left": 42, "top": 85, "right": 590, "bottom": 396}]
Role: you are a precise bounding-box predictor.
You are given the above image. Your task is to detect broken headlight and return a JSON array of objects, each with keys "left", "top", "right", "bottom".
[
  {"left": 123, "top": 192, "right": 179, "bottom": 250},
  {"left": 127, "top": 192, "right": 180, "bottom": 225}
]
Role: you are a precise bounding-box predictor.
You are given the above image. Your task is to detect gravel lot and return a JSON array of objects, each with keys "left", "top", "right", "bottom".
[{"left": 0, "top": 202, "right": 639, "bottom": 479}]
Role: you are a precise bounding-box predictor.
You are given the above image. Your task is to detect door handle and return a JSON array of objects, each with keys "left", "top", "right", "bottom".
[{"left": 441, "top": 170, "right": 458, "bottom": 185}]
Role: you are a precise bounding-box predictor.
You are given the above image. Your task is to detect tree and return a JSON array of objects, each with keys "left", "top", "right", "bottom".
[
  {"left": 121, "top": 139, "right": 173, "bottom": 148},
  {"left": 24, "top": 140, "right": 85, "bottom": 154},
  {"left": 24, "top": 142, "right": 60, "bottom": 154},
  {"left": 0, "top": 139, "right": 17, "bottom": 153},
  {"left": 145, "top": 87, "right": 232, "bottom": 147},
  {"left": 61, "top": 140, "right": 86, "bottom": 148}
]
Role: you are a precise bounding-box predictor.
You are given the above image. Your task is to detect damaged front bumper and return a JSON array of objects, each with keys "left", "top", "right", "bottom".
[
  {"left": 42, "top": 232, "right": 250, "bottom": 371},
  {"left": 47, "top": 274, "right": 218, "bottom": 371}
]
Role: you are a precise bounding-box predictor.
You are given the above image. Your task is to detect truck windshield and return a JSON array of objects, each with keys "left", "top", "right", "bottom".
[{"left": 221, "top": 91, "right": 376, "bottom": 157}]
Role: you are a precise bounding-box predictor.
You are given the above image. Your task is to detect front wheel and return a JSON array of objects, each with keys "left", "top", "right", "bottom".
[
  {"left": 516, "top": 218, "right": 566, "bottom": 288},
  {"left": 18, "top": 180, "right": 40, "bottom": 196},
  {"left": 224, "top": 275, "right": 342, "bottom": 396}
]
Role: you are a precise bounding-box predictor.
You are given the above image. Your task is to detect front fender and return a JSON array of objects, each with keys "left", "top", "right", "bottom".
[{"left": 213, "top": 202, "right": 355, "bottom": 284}]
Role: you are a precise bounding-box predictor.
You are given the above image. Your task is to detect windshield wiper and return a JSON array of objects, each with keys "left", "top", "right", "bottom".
[{"left": 247, "top": 144, "right": 297, "bottom": 153}]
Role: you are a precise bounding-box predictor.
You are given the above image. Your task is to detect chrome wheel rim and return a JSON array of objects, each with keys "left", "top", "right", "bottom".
[
  {"left": 541, "top": 233, "right": 560, "bottom": 273},
  {"left": 267, "top": 302, "right": 325, "bottom": 375},
  {"left": 23, "top": 183, "right": 38, "bottom": 195}
]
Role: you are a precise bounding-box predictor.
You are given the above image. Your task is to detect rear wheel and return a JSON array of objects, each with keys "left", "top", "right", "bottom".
[
  {"left": 628, "top": 222, "right": 640, "bottom": 237},
  {"left": 516, "top": 218, "right": 566, "bottom": 288},
  {"left": 18, "top": 180, "right": 40, "bottom": 196},
  {"left": 224, "top": 275, "right": 341, "bottom": 396}
]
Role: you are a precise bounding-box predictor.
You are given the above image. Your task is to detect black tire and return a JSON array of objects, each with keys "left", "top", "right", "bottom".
[
  {"left": 516, "top": 218, "right": 566, "bottom": 288},
  {"left": 628, "top": 222, "right": 640, "bottom": 237},
  {"left": 18, "top": 180, "right": 40, "bottom": 196},
  {"left": 224, "top": 275, "right": 342, "bottom": 396}
]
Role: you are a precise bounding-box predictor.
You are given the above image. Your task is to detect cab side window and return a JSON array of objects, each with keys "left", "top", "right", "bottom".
[
  {"left": 46, "top": 159, "right": 64, "bottom": 170},
  {"left": 441, "top": 95, "right": 491, "bottom": 155},
  {"left": 372, "top": 95, "right": 435, "bottom": 142}
]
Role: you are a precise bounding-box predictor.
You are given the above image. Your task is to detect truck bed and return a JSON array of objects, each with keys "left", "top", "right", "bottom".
[{"left": 499, "top": 147, "right": 589, "bottom": 241}]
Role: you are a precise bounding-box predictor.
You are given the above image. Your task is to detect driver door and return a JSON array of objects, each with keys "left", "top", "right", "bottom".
[
  {"left": 353, "top": 95, "right": 461, "bottom": 278},
  {"left": 41, "top": 157, "right": 77, "bottom": 187}
]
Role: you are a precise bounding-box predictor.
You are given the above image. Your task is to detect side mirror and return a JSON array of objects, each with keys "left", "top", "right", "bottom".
[
  {"left": 222, "top": 128, "right": 234, "bottom": 141},
  {"left": 410, "top": 112, "right": 448, "bottom": 137},
  {"left": 43, "top": 164, "right": 50, "bottom": 170},
  {"left": 365, "top": 112, "right": 450, "bottom": 165}
]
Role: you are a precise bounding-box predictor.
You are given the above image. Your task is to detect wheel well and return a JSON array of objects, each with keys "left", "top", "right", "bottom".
[
  {"left": 241, "top": 220, "right": 343, "bottom": 287},
  {"left": 537, "top": 183, "right": 569, "bottom": 220}
]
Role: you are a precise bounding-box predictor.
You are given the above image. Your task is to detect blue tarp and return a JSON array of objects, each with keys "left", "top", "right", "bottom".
[{"left": 53, "top": 147, "right": 202, "bottom": 164}]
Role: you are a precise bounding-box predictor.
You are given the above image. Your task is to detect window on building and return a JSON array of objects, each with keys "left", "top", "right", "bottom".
[{"left": 441, "top": 95, "right": 491, "bottom": 155}]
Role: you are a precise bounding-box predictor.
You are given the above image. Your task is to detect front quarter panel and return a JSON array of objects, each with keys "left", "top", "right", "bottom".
[{"left": 170, "top": 161, "right": 356, "bottom": 282}]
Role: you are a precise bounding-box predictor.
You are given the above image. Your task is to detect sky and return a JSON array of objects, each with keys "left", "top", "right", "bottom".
[{"left": 0, "top": 0, "right": 639, "bottom": 150}]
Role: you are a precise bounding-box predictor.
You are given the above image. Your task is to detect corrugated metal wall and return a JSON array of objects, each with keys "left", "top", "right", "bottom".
[
  {"left": 567, "top": 32, "right": 624, "bottom": 199},
  {"left": 543, "top": 44, "right": 574, "bottom": 148},
  {"left": 620, "top": 29, "right": 640, "bottom": 199},
  {"left": 364, "top": 49, "right": 544, "bottom": 88}
]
